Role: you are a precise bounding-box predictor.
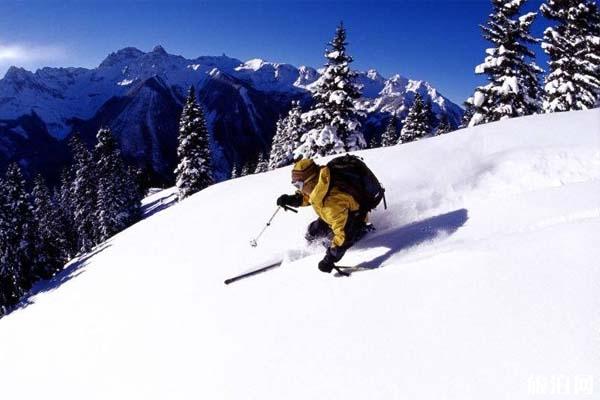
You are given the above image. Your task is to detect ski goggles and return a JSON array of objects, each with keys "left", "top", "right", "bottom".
[{"left": 292, "top": 180, "right": 304, "bottom": 191}]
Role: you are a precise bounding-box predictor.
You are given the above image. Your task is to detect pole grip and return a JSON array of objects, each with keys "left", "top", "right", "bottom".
[{"left": 282, "top": 205, "right": 298, "bottom": 213}]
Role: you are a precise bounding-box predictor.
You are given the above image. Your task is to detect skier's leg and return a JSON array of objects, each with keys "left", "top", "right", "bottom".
[
  {"left": 305, "top": 218, "right": 331, "bottom": 242},
  {"left": 344, "top": 211, "right": 369, "bottom": 247},
  {"left": 321, "top": 212, "right": 364, "bottom": 269}
]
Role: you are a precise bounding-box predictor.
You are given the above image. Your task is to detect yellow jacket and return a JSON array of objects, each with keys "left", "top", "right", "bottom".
[{"left": 299, "top": 166, "right": 360, "bottom": 248}]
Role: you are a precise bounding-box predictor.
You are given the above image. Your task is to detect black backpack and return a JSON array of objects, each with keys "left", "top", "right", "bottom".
[{"left": 326, "top": 154, "right": 387, "bottom": 213}]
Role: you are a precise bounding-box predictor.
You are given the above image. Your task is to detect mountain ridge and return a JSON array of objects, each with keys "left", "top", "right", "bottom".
[{"left": 0, "top": 45, "right": 463, "bottom": 185}]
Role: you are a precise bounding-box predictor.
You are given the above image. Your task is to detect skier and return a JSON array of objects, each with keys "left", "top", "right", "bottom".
[{"left": 276, "top": 158, "right": 374, "bottom": 274}]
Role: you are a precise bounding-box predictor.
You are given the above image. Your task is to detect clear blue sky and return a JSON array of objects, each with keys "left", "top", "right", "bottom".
[{"left": 0, "top": 0, "right": 547, "bottom": 104}]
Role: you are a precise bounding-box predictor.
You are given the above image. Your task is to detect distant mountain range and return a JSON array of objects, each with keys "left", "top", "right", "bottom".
[{"left": 0, "top": 45, "right": 463, "bottom": 185}]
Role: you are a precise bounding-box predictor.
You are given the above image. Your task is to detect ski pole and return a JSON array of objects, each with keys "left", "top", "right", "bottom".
[
  {"left": 282, "top": 205, "right": 298, "bottom": 213},
  {"left": 249, "top": 205, "right": 297, "bottom": 247},
  {"left": 225, "top": 260, "right": 283, "bottom": 285}
]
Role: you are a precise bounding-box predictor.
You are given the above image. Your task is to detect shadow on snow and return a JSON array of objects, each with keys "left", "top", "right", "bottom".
[
  {"left": 349, "top": 208, "right": 469, "bottom": 272},
  {"left": 14, "top": 243, "right": 112, "bottom": 314},
  {"left": 141, "top": 191, "right": 178, "bottom": 218}
]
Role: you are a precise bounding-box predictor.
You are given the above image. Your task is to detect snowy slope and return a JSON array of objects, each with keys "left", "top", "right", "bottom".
[{"left": 1, "top": 109, "right": 599, "bottom": 399}]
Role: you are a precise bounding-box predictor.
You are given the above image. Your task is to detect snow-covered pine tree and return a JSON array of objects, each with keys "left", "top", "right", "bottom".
[
  {"left": 269, "top": 101, "right": 305, "bottom": 169},
  {"left": 424, "top": 100, "right": 438, "bottom": 132},
  {"left": 399, "top": 93, "right": 430, "bottom": 143},
  {"left": 467, "top": 0, "right": 543, "bottom": 126},
  {"left": 230, "top": 164, "right": 239, "bottom": 179},
  {"left": 254, "top": 153, "right": 269, "bottom": 174},
  {"left": 269, "top": 118, "right": 287, "bottom": 169},
  {"left": 94, "top": 127, "right": 140, "bottom": 242},
  {"left": 294, "top": 22, "right": 366, "bottom": 158},
  {"left": 0, "top": 180, "right": 11, "bottom": 316},
  {"left": 540, "top": 0, "right": 600, "bottom": 112},
  {"left": 0, "top": 175, "right": 23, "bottom": 316},
  {"left": 175, "top": 86, "right": 213, "bottom": 200},
  {"left": 95, "top": 128, "right": 120, "bottom": 242},
  {"left": 31, "top": 175, "right": 66, "bottom": 280},
  {"left": 436, "top": 114, "right": 454, "bottom": 135},
  {"left": 69, "top": 134, "right": 98, "bottom": 253},
  {"left": 381, "top": 115, "right": 399, "bottom": 147},
  {"left": 56, "top": 169, "right": 78, "bottom": 259},
  {"left": 460, "top": 102, "right": 476, "bottom": 128},
  {"left": 240, "top": 162, "right": 251, "bottom": 177},
  {"left": 123, "top": 165, "right": 143, "bottom": 226},
  {"left": 0, "top": 164, "right": 35, "bottom": 307},
  {"left": 369, "top": 135, "right": 380, "bottom": 149}
]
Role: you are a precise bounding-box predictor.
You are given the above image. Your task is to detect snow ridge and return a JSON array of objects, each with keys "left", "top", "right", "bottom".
[{"left": 0, "top": 46, "right": 462, "bottom": 139}]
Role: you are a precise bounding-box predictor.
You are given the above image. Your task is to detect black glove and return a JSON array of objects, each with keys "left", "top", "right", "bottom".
[
  {"left": 318, "top": 257, "right": 334, "bottom": 273},
  {"left": 276, "top": 193, "right": 302, "bottom": 208},
  {"left": 318, "top": 247, "right": 345, "bottom": 273}
]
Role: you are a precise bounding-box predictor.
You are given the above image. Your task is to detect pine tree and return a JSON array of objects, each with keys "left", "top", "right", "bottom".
[
  {"left": 175, "top": 86, "right": 213, "bottom": 200},
  {"left": 240, "top": 162, "right": 251, "bottom": 177},
  {"left": 460, "top": 102, "right": 476, "bottom": 129},
  {"left": 269, "top": 101, "right": 305, "bottom": 169},
  {"left": 69, "top": 135, "right": 98, "bottom": 253},
  {"left": 123, "top": 166, "right": 143, "bottom": 226},
  {"left": 31, "top": 175, "right": 66, "bottom": 280},
  {"left": 254, "top": 153, "right": 269, "bottom": 174},
  {"left": 126, "top": 166, "right": 145, "bottom": 200},
  {"left": 399, "top": 93, "right": 430, "bottom": 143},
  {"left": 0, "top": 164, "right": 35, "bottom": 315},
  {"left": 294, "top": 22, "right": 366, "bottom": 158},
  {"left": 467, "top": 0, "right": 543, "bottom": 126},
  {"left": 56, "top": 169, "right": 78, "bottom": 258},
  {"left": 94, "top": 128, "right": 140, "bottom": 242},
  {"left": 0, "top": 176, "right": 22, "bottom": 316},
  {"left": 269, "top": 118, "right": 286, "bottom": 169},
  {"left": 436, "top": 114, "right": 454, "bottom": 135},
  {"left": 424, "top": 100, "right": 438, "bottom": 132},
  {"left": 381, "top": 115, "right": 399, "bottom": 147},
  {"left": 230, "top": 164, "right": 239, "bottom": 179},
  {"left": 368, "top": 135, "right": 380, "bottom": 149},
  {"left": 540, "top": 0, "right": 600, "bottom": 112}
]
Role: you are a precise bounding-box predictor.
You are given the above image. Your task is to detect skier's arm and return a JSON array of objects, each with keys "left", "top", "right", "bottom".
[
  {"left": 299, "top": 190, "right": 311, "bottom": 207},
  {"left": 276, "top": 192, "right": 304, "bottom": 208}
]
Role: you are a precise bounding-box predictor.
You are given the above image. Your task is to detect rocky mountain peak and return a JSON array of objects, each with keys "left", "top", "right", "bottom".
[
  {"left": 3, "top": 66, "right": 34, "bottom": 81},
  {"left": 366, "top": 69, "right": 385, "bottom": 82},
  {"left": 151, "top": 45, "right": 167, "bottom": 55},
  {"left": 99, "top": 47, "right": 145, "bottom": 68}
]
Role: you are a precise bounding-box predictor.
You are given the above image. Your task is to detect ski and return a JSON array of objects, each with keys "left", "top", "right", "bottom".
[
  {"left": 333, "top": 265, "right": 376, "bottom": 277},
  {"left": 332, "top": 266, "right": 351, "bottom": 277},
  {"left": 224, "top": 260, "right": 283, "bottom": 285}
]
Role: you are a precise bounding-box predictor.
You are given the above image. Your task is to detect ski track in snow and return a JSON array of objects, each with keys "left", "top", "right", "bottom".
[{"left": 0, "top": 109, "right": 599, "bottom": 400}]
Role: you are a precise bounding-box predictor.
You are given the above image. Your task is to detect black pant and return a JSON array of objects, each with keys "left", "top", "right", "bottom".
[{"left": 305, "top": 211, "right": 366, "bottom": 250}]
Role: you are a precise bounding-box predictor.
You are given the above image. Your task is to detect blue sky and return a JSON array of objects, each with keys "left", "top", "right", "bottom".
[{"left": 0, "top": 0, "right": 547, "bottom": 104}]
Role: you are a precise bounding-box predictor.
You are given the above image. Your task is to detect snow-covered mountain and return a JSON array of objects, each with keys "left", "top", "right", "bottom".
[
  {"left": 0, "top": 109, "right": 598, "bottom": 399},
  {"left": 0, "top": 46, "right": 463, "bottom": 184}
]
